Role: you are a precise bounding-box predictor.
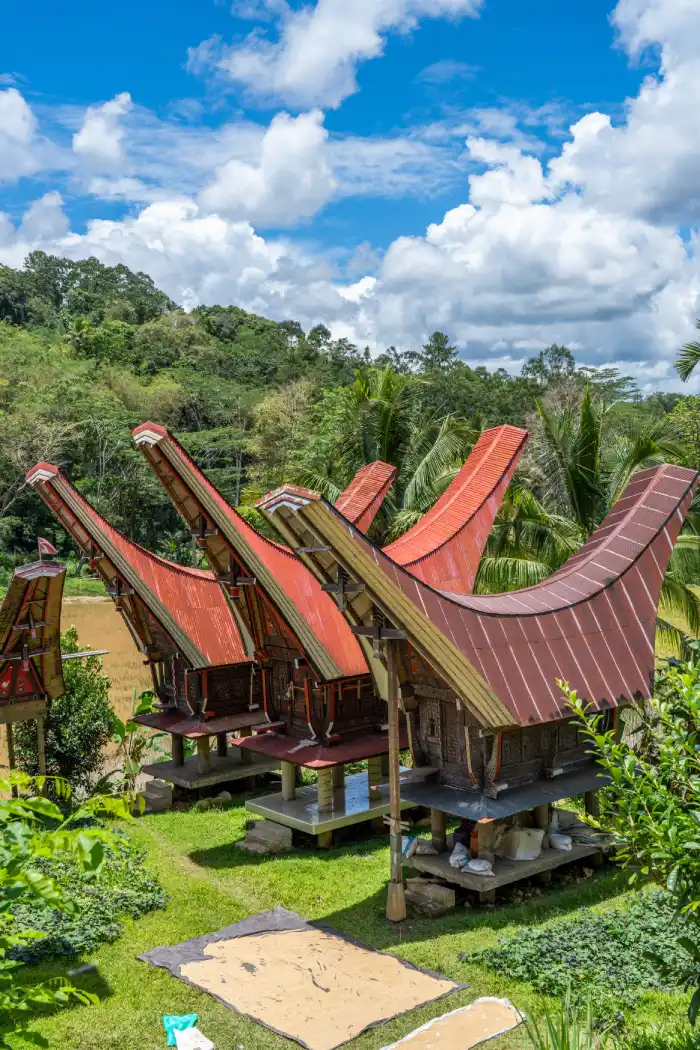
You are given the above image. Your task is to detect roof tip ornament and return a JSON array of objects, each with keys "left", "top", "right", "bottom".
[
  {"left": 132, "top": 422, "right": 168, "bottom": 447},
  {"left": 25, "top": 462, "right": 60, "bottom": 485}
]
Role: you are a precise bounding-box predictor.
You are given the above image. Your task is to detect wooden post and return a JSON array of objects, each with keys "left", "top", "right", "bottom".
[
  {"left": 367, "top": 755, "right": 382, "bottom": 796},
  {"left": 431, "top": 808, "right": 447, "bottom": 853},
  {"left": 281, "top": 761, "right": 297, "bottom": 801},
  {"left": 584, "top": 790, "right": 600, "bottom": 818},
  {"left": 585, "top": 789, "right": 604, "bottom": 868},
  {"left": 331, "top": 763, "right": 345, "bottom": 792},
  {"left": 216, "top": 733, "right": 228, "bottom": 758},
  {"left": 36, "top": 715, "right": 46, "bottom": 776},
  {"left": 386, "top": 638, "right": 406, "bottom": 922},
  {"left": 196, "top": 736, "right": 212, "bottom": 774},
  {"left": 171, "top": 734, "right": 185, "bottom": 768},
  {"left": 317, "top": 768, "right": 333, "bottom": 811},
  {"left": 6, "top": 723, "right": 17, "bottom": 798},
  {"left": 534, "top": 803, "right": 549, "bottom": 850}
]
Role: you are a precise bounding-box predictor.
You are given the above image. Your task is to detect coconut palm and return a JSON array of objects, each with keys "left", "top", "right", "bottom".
[
  {"left": 296, "top": 365, "right": 477, "bottom": 545},
  {"left": 676, "top": 319, "right": 700, "bottom": 382},
  {"left": 475, "top": 385, "right": 700, "bottom": 654}
]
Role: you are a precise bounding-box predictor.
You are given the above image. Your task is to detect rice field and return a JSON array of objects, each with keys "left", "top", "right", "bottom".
[{"left": 60, "top": 598, "right": 152, "bottom": 722}]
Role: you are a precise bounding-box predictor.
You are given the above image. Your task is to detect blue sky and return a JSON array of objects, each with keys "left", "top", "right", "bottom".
[{"left": 0, "top": 0, "right": 699, "bottom": 388}]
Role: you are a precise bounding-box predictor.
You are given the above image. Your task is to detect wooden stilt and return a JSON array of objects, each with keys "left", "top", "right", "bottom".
[
  {"left": 584, "top": 790, "right": 604, "bottom": 867},
  {"left": 584, "top": 790, "right": 600, "bottom": 819},
  {"left": 331, "top": 763, "right": 345, "bottom": 792},
  {"left": 281, "top": 761, "right": 297, "bottom": 801},
  {"left": 216, "top": 733, "right": 228, "bottom": 757},
  {"left": 479, "top": 887, "right": 496, "bottom": 904},
  {"left": 386, "top": 638, "right": 406, "bottom": 922},
  {"left": 317, "top": 830, "right": 333, "bottom": 849},
  {"left": 36, "top": 715, "right": 46, "bottom": 776},
  {"left": 367, "top": 755, "right": 382, "bottom": 795},
  {"left": 6, "top": 723, "right": 17, "bottom": 797},
  {"left": 317, "top": 768, "right": 333, "bottom": 811},
  {"left": 171, "top": 734, "right": 185, "bottom": 767},
  {"left": 431, "top": 808, "right": 447, "bottom": 853},
  {"left": 196, "top": 736, "right": 212, "bottom": 774},
  {"left": 534, "top": 803, "right": 550, "bottom": 849}
]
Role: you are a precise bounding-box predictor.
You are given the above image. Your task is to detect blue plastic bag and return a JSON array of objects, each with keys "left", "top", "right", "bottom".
[{"left": 163, "top": 1014, "right": 198, "bottom": 1047}]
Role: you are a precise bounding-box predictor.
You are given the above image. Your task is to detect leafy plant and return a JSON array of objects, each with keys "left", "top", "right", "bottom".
[
  {"left": 524, "top": 985, "right": 612, "bottom": 1050},
  {"left": 6, "top": 840, "right": 166, "bottom": 962},
  {"left": 565, "top": 668, "right": 700, "bottom": 1024},
  {"left": 14, "top": 626, "right": 113, "bottom": 796},
  {"left": 101, "top": 689, "right": 166, "bottom": 794},
  {"left": 478, "top": 891, "right": 692, "bottom": 1022},
  {"left": 0, "top": 771, "right": 129, "bottom": 1046}
]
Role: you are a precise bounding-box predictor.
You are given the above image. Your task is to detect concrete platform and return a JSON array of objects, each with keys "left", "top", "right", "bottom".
[
  {"left": 142, "top": 752, "right": 279, "bottom": 790},
  {"left": 246, "top": 771, "right": 415, "bottom": 835},
  {"left": 406, "top": 842, "right": 601, "bottom": 896}
]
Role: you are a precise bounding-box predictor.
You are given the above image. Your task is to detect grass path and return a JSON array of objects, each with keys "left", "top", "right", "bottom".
[{"left": 9, "top": 793, "right": 689, "bottom": 1050}]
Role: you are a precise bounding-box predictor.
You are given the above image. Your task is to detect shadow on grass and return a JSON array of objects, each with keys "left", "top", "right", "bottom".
[{"left": 10, "top": 959, "right": 113, "bottom": 1029}]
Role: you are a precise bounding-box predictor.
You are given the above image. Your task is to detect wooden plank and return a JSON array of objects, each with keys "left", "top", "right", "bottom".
[
  {"left": 386, "top": 638, "right": 406, "bottom": 922},
  {"left": 407, "top": 842, "right": 602, "bottom": 892}
]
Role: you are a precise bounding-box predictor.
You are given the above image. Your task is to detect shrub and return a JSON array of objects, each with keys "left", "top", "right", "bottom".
[
  {"left": 6, "top": 838, "right": 166, "bottom": 962},
  {"left": 14, "top": 626, "right": 113, "bottom": 795},
  {"left": 477, "top": 891, "right": 692, "bottom": 1022}
]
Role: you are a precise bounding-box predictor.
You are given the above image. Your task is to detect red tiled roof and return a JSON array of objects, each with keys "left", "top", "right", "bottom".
[
  {"left": 335, "top": 461, "right": 396, "bottom": 532},
  {"left": 382, "top": 424, "right": 527, "bottom": 592},
  {"left": 132, "top": 424, "right": 368, "bottom": 679},
  {"left": 258, "top": 464, "right": 699, "bottom": 728},
  {"left": 26, "top": 463, "right": 248, "bottom": 669}
]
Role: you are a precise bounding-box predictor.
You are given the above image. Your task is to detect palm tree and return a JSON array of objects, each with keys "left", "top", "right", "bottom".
[
  {"left": 296, "top": 366, "right": 477, "bottom": 545},
  {"left": 676, "top": 319, "right": 700, "bottom": 381},
  {"left": 476, "top": 385, "right": 700, "bottom": 654}
]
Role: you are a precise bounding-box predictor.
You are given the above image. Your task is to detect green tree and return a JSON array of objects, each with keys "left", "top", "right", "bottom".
[
  {"left": 566, "top": 666, "right": 700, "bottom": 1023},
  {"left": 297, "top": 366, "right": 476, "bottom": 543},
  {"left": 676, "top": 319, "right": 700, "bottom": 382},
  {"left": 14, "top": 627, "right": 113, "bottom": 795}
]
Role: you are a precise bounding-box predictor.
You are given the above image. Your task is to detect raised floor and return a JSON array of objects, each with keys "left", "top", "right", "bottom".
[
  {"left": 246, "top": 770, "right": 415, "bottom": 836},
  {"left": 142, "top": 752, "right": 279, "bottom": 791},
  {"left": 407, "top": 842, "right": 602, "bottom": 901}
]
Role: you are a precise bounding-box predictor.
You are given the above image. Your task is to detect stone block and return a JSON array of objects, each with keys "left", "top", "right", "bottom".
[
  {"left": 405, "top": 881, "right": 455, "bottom": 916},
  {"left": 243, "top": 819, "right": 293, "bottom": 852}
]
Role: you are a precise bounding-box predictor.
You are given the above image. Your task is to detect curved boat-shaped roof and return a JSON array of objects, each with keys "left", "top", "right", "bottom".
[
  {"left": 132, "top": 424, "right": 368, "bottom": 681},
  {"left": 26, "top": 463, "right": 248, "bottom": 670},
  {"left": 0, "top": 561, "right": 65, "bottom": 705},
  {"left": 382, "top": 424, "right": 527, "bottom": 592},
  {"left": 258, "top": 463, "right": 699, "bottom": 729},
  {"left": 334, "top": 460, "right": 397, "bottom": 533}
]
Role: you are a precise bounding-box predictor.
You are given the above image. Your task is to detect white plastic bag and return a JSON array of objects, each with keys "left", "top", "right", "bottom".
[
  {"left": 465, "top": 858, "right": 495, "bottom": 877},
  {"left": 449, "top": 842, "right": 469, "bottom": 869},
  {"left": 175, "top": 1028, "right": 215, "bottom": 1050},
  {"left": 495, "top": 826, "right": 544, "bottom": 861},
  {"left": 549, "top": 832, "right": 573, "bottom": 851}
]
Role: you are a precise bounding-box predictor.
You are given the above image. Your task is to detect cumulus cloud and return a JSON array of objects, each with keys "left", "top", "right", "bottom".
[
  {"left": 199, "top": 109, "right": 336, "bottom": 226},
  {"left": 0, "top": 88, "right": 40, "bottom": 181},
  {"left": 73, "top": 92, "right": 132, "bottom": 163},
  {"left": 191, "top": 0, "right": 483, "bottom": 108}
]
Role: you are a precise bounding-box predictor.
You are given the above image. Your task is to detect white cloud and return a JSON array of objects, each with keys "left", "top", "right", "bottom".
[
  {"left": 192, "top": 0, "right": 483, "bottom": 108},
  {"left": 199, "top": 109, "right": 336, "bottom": 226},
  {"left": 417, "top": 59, "right": 479, "bottom": 83},
  {"left": 19, "top": 191, "right": 70, "bottom": 241},
  {"left": 0, "top": 88, "right": 40, "bottom": 181},
  {"left": 73, "top": 92, "right": 132, "bottom": 163}
]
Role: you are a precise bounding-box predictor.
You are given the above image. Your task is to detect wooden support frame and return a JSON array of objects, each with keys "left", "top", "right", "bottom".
[{"left": 386, "top": 637, "right": 406, "bottom": 922}]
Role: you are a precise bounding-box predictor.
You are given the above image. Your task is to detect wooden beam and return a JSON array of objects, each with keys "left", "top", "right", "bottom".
[
  {"left": 0, "top": 699, "right": 48, "bottom": 725},
  {"left": 386, "top": 637, "right": 406, "bottom": 922}
]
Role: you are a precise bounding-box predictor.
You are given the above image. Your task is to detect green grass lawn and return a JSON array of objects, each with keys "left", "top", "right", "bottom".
[{"left": 9, "top": 791, "right": 691, "bottom": 1050}]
